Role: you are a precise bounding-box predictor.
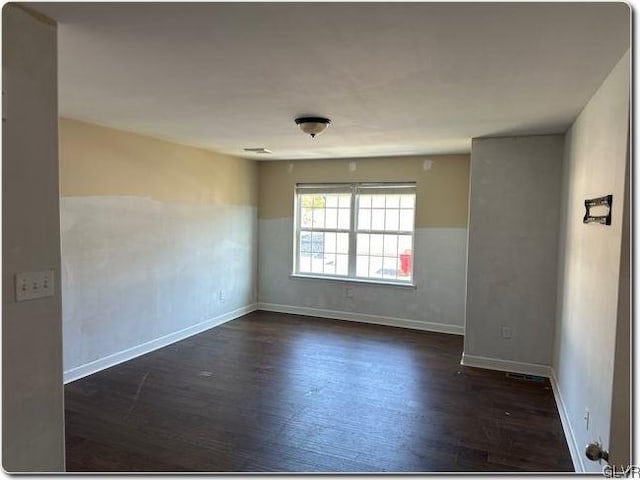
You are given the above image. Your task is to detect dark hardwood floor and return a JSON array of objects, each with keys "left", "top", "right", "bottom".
[{"left": 64, "top": 311, "right": 574, "bottom": 472}]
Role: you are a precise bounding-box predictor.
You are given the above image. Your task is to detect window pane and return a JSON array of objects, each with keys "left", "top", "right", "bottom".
[
  {"left": 336, "top": 233, "right": 349, "bottom": 254},
  {"left": 371, "top": 195, "right": 385, "bottom": 208},
  {"left": 385, "top": 209, "right": 399, "bottom": 231},
  {"left": 357, "top": 233, "right": 369, "bottom": 254},
  {"left": 359, "top": 195, "right": 372, "bottom": 208},
  {"left": 312, "top": 208, "right": 325, "bottom": 228},
  {"left": 311, "top": 256, "right": 324, "bottom": 274},
  {"left": 385, "top": 194, "right": 400, "bottom": 208},
  {"left": 399, "top": 209, "right": 414, "bottom": 231},
  {"left": 338, "top": 194, "right": 351, "bottom": 208},
  {"left": 300, "top": 194, "right": 314, "bottom": 208},
  {"left": 324, "top": 232, "right": 336, "bottom": 253},
  {"left": 369, "top": 256, "right": 383, "bottom": 278},
  {"left": 383, "top": 257, "right": 398, "bottom": 279},
  {"left": 398, "top": 248, "right": 412, "bottom": 278},
  {"left": 383, "top": 234, "right": 398, "bottom": 256},
  {"left": 311, "top": 232, "right": 324, "bottom": 256},
  {"left": 323, "top": 254, "right": 336, "bottom": 275},
  {"left": 370, "top": 234, "right": 383, "bottom": 255},
  {"left": 398, "top": 234, "right": 412, "bottom": 253},
  {"left": 326, "top": 195, "right": 338, "bottom": 208},
  {"left": 356, "top": 255, "right": 369, "bottom": 277},
  {"left": 400, "top": 194, "right": 415, "bottom": 208},
  {"left": 301, "top": 207, "right": 313, "bottom": 228},
  {"left": 336, "top": 254, "right": 349, "bottom": 275},
  {"left": 300, "top": 232, "right": 312, "bottom": 253},
  {"left": 358, "top": 208, "right": 371, "bottom": 230},
  {"left": 325, "top": 208, "right": 338, "bottom": 229},
  {"left": 338, "top": 208, "right": 350, "bottom": 229},
  {"left": 299, "top": 255, "right": 311, "bottom": 273},
  {"left": 371, "top": 209, "right": 385, "bottom": 230}
]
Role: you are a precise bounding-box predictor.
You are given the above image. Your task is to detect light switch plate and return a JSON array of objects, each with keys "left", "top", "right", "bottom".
[{"left": 15, "top": 270, "right": 55, "bottom": 301}]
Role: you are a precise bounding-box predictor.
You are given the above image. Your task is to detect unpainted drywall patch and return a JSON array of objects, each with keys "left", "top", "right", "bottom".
[
  {"left": 423, "top": 159, "right": 434, "bottom": 171},
  {"left": 349, "top": 161, "right": 357, "bottom": 172}
]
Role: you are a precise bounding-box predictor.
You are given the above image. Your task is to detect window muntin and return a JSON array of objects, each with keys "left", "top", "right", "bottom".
[{"left": 294, "top": 183, "right": 416, "bottom": 284}]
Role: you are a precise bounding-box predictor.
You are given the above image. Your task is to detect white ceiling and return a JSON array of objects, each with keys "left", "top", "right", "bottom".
[{"left": 32, "top": 2, "right": 629, "bottom": 160}]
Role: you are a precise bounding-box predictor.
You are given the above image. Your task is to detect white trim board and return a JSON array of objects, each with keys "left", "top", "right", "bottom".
[
  {"left": 460, "top": 353, "right": 552, "bottom": 378},
  {"left": 63, "top": 303, "right": 258, "bottom": 384},
  {"left": 257, "top": 302, "right": 464, "bottom": 336},
  {"left": 550, "top": 370, "right": 585, "bottom": 473}
]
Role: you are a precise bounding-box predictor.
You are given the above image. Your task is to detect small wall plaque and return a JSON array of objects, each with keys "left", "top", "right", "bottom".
[{"left": 583, "top": 194, "right": 613, "bottom": 225}]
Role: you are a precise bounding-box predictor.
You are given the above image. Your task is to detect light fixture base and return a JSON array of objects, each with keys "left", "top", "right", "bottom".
[{"left": 295, "top": 116, "right": 331, "bottom": 138}]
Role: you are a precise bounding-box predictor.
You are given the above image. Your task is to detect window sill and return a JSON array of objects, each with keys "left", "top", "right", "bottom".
[{"left": 289, "top": 273, "right": 417, "bottom": 289}]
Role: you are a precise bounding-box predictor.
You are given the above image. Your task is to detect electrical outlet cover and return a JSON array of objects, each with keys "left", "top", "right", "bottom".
[{"left": 501, "top": 325, "right": 512, "bottom": 339}]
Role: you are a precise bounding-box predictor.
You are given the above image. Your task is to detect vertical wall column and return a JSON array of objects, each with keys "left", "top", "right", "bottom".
[
  {"left": 463, "top": 135, "right": 564, "bottom": 373},
  {"left": 2, "top": 4, "right": 65, "bottom": 472}
]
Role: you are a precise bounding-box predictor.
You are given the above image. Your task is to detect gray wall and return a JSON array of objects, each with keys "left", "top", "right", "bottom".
[
  {"left": 259, "top": 220, "right": 468, "bottom": 334},
  {"left": 608, "top": 137, "right": 630, "bottom": 466},
  {"left": 464, "top": 135, "right": 564, "bottom": 370},
  {"left": 553, "top": 51, "right": 629, "bottom": 472},
  {"left": 61, "top": 199, "right": 258, "bottom": 380},
  {"left": 2, "top": 4, "right": 65, "bottom": 471}
]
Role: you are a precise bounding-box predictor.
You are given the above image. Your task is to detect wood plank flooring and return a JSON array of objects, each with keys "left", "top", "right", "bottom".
[{"left": 64, "top": 311, "right": 574, "bottom": 472}]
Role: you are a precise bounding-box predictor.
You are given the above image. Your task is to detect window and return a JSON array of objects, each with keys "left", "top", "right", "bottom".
[{"left": 294, "top": 182, "right": 416, "bottom": 285}]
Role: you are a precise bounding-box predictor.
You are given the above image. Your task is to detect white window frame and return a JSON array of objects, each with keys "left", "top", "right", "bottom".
[{"left": 292, "top": 182, "right": 416, "bottom": 287}]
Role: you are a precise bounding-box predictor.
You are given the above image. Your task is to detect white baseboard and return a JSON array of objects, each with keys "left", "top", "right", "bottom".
[
  {"left": 550, "top": 369, "right": 584, "bottom": 473},
  {"left": 257, "top": 302, "right": 464, "bottom": 335},
  {"left": 63, "top": 303, "right": 257, "bottom": 384},
  {"left": 460, "top": 353, "right": 551, "bottom": 377}
]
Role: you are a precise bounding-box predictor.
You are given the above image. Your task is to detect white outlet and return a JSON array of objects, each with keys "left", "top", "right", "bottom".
[
  {"left": 218, "top": 289, "right": 225, "bottom": 302},
  {"left": 501, "top": 325, "right": 512, "bottom": 339},
  {"left": 345, "top": 287, "right": 353, "bottom": 299},
  {"left": 15, "top": 270, "right": 54, "bottom": 302}
]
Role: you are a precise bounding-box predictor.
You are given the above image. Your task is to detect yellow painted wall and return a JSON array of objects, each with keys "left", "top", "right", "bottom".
[
  {"left": 259, "top": 155, "right": 470, "bottom": 228},
  {"left": 59, "top": 117, "right": 258, "bottom": 206}
]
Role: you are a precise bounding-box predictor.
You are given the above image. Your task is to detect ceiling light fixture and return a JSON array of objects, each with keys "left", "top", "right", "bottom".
[{"left": 295, "top": 116, "right": 331, "bottom": 139}]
